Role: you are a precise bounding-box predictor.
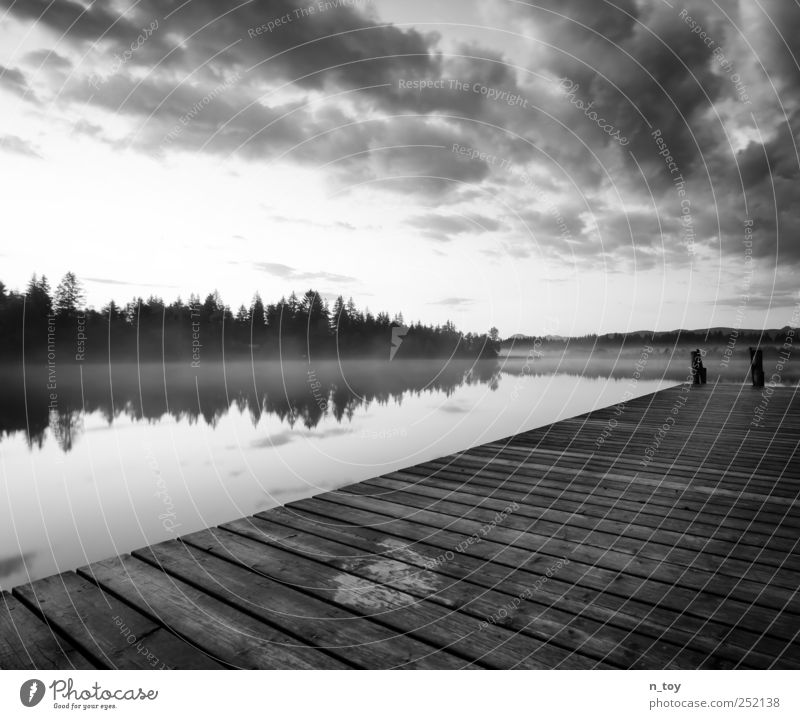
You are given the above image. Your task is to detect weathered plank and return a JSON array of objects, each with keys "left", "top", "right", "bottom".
[
  {"left": 0, "top": 591, "right": 92, "bottom": 670},
  {"left": 183, "top": 526, "right": 594, "bottom": 669},
  {"left": 78, "top": 554, "right": 348, "bottom": 669},
  {"left": 271, "top": 501, "right": 793, "bottom": 668},
  {"left": 14, "top": 573, "right": 222, "bottom": 669},
  {"left": 133, "top": 540, "right": 470, "bottom": 669}
]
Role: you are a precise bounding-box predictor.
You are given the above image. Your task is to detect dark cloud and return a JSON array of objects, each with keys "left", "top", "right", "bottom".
[
  {"left": 504, "top": 0, "right": 640, "bottom": 83},
  {"left": 725, "top": 112, "right": 800, "bottom": 264},
  {"left": 0, "top": 0, "right": 440, "bottom": 93},
  {"left": 22, "top": 48, "right": 72, "bottom": 71},
  {"left": 299, "top": 118, "right": 496, "bottom": 198},
  {"left": 746, "top": 0, "right": 800, "bottom": 90},
  {"left": 0, "top": 63, "right": 36, "bottom": 100},
  {"left": 4, "top": 0, "right": 800, "bottom": 273},
  {"left": 0, "top": 0, "right": 124, "bottom": 42},
  {"left": 64, "top": 71, "right": 305, "bottom": 158},
  {"left": 3, "top": 0, "right": 534, "bottom": 169},
  {"left": 406, "top": 212, "right": 502, "bottom": 242}
]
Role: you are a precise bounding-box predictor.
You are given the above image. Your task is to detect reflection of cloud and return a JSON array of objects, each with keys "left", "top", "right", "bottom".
[
  {"left": 251, "top": 431, "right": 295, "bottom": 448},
  {"left": 438, "top": 405, "right": 471, "bottom": 414},
  {"left": 251, "top": 425, "right": 355, "bottom": 448},
  {"left": 0, "top": 552, "right": 35, "bottom": 580},
  {"left": 314, "top": 427, "right": 354, "bottom": 439}
]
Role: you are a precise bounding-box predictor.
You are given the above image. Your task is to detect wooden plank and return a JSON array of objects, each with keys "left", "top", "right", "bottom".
[
  {"left": 468, "top": 444, "right": 800, "bottom": 500},
  {"left": 356, "top": 475, "right": 800, "bottom": 584},
  {"left": 363, "top": 472, "right": 798, "bottom": 557},
  {"left": 337, "top": 481, "right": 800, "bottom": 607},
  {"left": 0, "top": 591, "right": 92, "bottom": 670},
  {"left": 279, "top": 500, "right": 796, "bottom": 668},
  {"left": 133, "top": 540, "right": 470, "bottom": 669},
  {"left": 454, "top": 434, "right": 798, "bottom": 484},
  {"left": 14, "top": 572, "right": 222, "bottom": 669},
  {"left": 78, "top": 553, "right": 348, "bottom": 669},
  {"left": 453, "top": 451, "right": 800, "bottom": 508},
  {"left": 309, "top": 492, "right": 800, "bottom": 640},
  {"left": 361, "top": 472, "right": 800, "bottom": 596},
  {"left": 390, "top": 465, "right": 800, "bottom": 543},
  {"left": 182, "top": 526, "right": 596, "bottom": 669},
  {"left": 251, "top": 508, "right": 743, "bottom": 669},
  {"left": 430, "top": 453, "right": 800, "bottom": 528},
  {"left": 420, "top": 447, "right": 800, "bottom": 518},
  {"left": 229, "top": 514, "right": 644, "bottom": 668}
]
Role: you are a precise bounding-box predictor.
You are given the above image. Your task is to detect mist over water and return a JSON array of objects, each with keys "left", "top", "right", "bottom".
[{"left": 0, "top": 358, "right": 671, "bottom": 589}]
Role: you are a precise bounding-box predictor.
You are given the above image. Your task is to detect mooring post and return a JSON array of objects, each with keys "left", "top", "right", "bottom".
[
  {"left": 749, "top": 347, "right": 765, "bottom": 388},
  {"left": 691, "top": 349, "right": 707, "bottom": 385}
]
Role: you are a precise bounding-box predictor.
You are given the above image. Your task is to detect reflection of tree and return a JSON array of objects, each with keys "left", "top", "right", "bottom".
[
  {"left": 49, "top": 408, "right": 84, "bottom": 453},
  {"left": 1, "top": 359, "right": 502, "bottom": 453}
]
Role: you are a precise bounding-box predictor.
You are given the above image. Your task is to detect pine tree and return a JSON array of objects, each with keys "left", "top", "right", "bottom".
[{"left": 53, "top": 272, "right": 85, "bottom": 317}]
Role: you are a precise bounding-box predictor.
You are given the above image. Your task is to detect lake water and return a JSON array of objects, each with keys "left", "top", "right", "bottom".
[{"left": 0, "top": 359, "right": 672, "bottom": 589}]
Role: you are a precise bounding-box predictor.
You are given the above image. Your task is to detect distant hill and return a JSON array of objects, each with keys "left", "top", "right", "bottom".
[{"left": 501, "top": 327, "right": 796, "bottom": 348}]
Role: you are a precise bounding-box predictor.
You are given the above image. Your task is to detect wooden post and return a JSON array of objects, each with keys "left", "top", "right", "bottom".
[
  {"left": 691, "top": 349, "right": 707, "bottom": 384},
  {"left": 749, "top": 347, "right": 764, "bottom": 388}
]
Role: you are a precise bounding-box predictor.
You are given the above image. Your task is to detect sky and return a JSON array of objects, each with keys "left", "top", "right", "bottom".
[{"left": 0, "top": 0, "right": 798, "bottom": 336}]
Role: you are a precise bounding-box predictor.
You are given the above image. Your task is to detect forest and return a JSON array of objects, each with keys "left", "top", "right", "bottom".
[{"left": 0, "top": 273, "right": 501, "bottom": 363}]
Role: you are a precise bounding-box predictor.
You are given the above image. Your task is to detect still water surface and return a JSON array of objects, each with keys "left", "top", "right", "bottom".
[{"left": 0, "top": 359, "right": 671, "bottom": 588}]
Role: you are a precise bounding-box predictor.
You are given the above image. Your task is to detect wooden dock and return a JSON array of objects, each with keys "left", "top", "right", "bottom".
[{"left": 2, "top": 382, "right": 799, "bottom": 669}]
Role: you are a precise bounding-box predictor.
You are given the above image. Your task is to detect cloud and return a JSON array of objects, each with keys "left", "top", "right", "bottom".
[
  {"left": 0, "top": 0, "right": 441, "bottom": 98},
  {"left": 428, "top": 297, "right": 475, "bottom": 307},
  {"left": 22, "top": 49, "right": 72, "bottom": 71},
  {"left": 406, "top": 211, "right": 502, "bottom": 242},
  {"left": 272, "top": 215, "right": 357, "bottom": 231},
  {"left": 710, "top": 291, "right": 800, "bottom": 312},
  {"left": 711, "top": 273, "right": 800, "bottom": 313},
  {"left": 4, "top": 0, "right": 800, "bottom": 278},
  {"left": 253, "top": 262, "right": 358, "bottom": 284},
  {"left": 83, "top": 277, "right": 178, "bottom": 288},
  {"left": 0, "top": 64, "right": 37, "bottom": 101},
  {"left": 0, "top": 134, "right": 42, "bottom": 158}
]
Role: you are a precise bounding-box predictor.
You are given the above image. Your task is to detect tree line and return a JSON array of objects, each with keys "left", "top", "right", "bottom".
[{"left": 0, "top": 273, "right": 500, "bottom": 363}]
